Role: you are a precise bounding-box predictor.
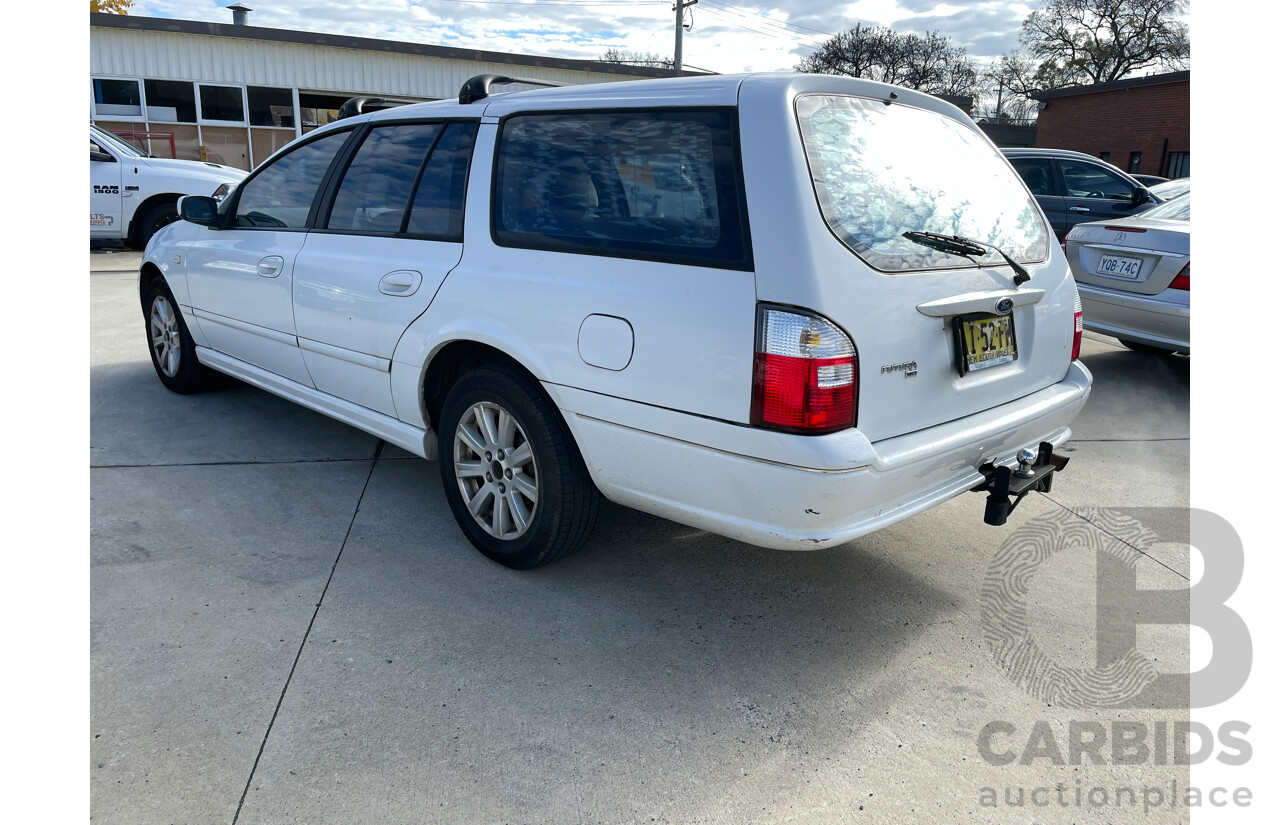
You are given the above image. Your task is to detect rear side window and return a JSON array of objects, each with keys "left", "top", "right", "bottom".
[
  {"left": 235, "top": 130, "right": 349, "bottom": 228},
  {"left": 327, "top": 123, "right": 443, "bottom": 233},
  {"left": 493, "top": 109, "right": 750, "bottom": 269},
  {"left": 407, "top": 122, "right": 477, "bottom": 238},
  {"left": 1010, "top": 158, "right": 1055, "bottom": 196}
]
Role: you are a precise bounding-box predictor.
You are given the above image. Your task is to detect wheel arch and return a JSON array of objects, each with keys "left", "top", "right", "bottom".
[{"left": 127, "top": 193, "right": 182, "bottom": 246}]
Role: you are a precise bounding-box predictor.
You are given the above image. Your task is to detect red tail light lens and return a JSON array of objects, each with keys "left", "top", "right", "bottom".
[
  {"left": 1170, "top": 262, "right": 1190, "bottom": 290},
  {"left": 1072, "top": 289, "right": 1084, "bottom": 361},
  {"left": 751, "top": 307, "right": 857, "bottom": 433}
]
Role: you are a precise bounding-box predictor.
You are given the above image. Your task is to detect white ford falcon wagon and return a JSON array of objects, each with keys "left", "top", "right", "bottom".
[{"left": 140, "top": 72, "right": 1092, "bottom": 569}]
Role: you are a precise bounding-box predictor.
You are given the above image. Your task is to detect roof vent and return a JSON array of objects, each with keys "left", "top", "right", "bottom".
[{"left": 226, "top": 3, "right": 252, "bottom": 26}]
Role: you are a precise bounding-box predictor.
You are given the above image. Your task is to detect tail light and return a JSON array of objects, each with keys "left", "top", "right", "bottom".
[
  {"left": 751, "top": 306, "right": 857, "bottom": 434},
  {"left": 1072, "top": 288, "right": 1084, "bottom": 361},
  {"left": 1170, "top": 262, "right": 1190, "bottom": 290}
]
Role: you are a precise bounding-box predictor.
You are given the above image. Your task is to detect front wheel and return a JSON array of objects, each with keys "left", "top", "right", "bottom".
[
  {"left": 438, "top": 364, "right": 599, "bottom": 569},
  {"left": 145, "top": 280, "right": 210, "bottom": 394},
  {"left": 136, "top": 201, "right": 179, "bottom": 249}
]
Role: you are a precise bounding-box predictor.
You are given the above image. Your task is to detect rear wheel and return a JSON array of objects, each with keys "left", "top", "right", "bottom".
[
  {"left": 145, "top": 280, "right": 210, "bottom": 393},
  {"left": 438, "top": 364, "right": 599, "bottom": 569}
]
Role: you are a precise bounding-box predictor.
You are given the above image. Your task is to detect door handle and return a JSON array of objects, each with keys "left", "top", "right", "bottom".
[
  {"left": 1069, "top": 206, "right": 1091, "bottom": 213},
  {"left": 379, "top": 270, "right": 423, "bottom": 296},
  {"left": 257, "top": 256, "right": 284, "bottom": 277}
]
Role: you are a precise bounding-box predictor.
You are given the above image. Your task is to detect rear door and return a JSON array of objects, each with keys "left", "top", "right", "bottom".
[
  {"left": 758, "top": 91, "right": 1076, "bottom": 442},
  {"left": 1008, "top": 156, "right": 1066, "bottom": 239},
  {"left": 293, "top": 120, "right": 477, "bottom": 417}
]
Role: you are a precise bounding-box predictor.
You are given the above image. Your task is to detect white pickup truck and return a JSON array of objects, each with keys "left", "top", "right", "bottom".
[{"left": 90, "top": 124, "right": 248, "bottom": 249}]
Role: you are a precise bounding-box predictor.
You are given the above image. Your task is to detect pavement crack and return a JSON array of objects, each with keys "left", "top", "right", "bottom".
[
  {"left": 231, "top": 439, "right": 386, "bottom": 823},
  {"left": 1036, "top": 492, "right": 1190, "bottom": 582}
]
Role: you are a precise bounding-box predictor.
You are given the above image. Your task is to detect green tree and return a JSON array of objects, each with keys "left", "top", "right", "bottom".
[
  {"left": 795, "top": 23, "right": 978, "bottom": 99},
  {"left": 1020, "top": 0, "right": 1190, "bottom": 86},
  {"left": 91, "top": 0, "right": 134, "bottom": 12}
]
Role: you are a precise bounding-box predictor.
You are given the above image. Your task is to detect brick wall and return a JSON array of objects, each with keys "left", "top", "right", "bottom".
[{"left": 1034, "top": 79, "right": 1189, "bottom": 177}]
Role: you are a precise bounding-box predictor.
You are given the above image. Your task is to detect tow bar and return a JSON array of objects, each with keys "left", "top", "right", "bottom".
[{"left": 972, "top": 441, "right": 1070, "bottom": 526}]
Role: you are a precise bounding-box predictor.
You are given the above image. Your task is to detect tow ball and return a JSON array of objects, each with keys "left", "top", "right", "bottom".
[{"left": 971, "top": 441, "right": 1070, "bottom": 526}]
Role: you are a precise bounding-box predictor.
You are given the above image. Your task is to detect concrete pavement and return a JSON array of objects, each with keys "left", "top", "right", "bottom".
[{"left": 91, "top": 251, "right": 1192, "bottom": 824}]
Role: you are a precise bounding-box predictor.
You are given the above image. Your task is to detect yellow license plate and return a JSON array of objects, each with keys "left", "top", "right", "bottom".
[{"left": 956, "top": 314, "right": 1017, "bottom": 375}]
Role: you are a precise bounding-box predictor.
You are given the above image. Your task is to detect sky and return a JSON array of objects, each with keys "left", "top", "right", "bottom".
[{"left": 124, "top": 0, "right": 1046, "bottom": 76}]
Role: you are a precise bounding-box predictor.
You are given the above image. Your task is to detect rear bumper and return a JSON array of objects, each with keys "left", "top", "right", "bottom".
[
  {"left": 547, "top": 361, "right": 1092, "bottom": 550},
  {"left": 1079, "top": 283, "right": 1190, "bottom": 351}
]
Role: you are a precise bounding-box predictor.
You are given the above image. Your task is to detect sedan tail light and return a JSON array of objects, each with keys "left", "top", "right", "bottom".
[
  {"left": 1072, "top": 288, "right": 1084, "bottom": 361},
  {"left": 751, "top": 306, "right": 857, "bottom": 434},
  {"left": 1170, "top": 262, "right": 1190, "bottom": 291}
]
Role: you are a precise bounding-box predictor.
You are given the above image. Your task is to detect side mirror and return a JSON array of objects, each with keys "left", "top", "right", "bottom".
[
  {"left": 90, "top": 149, "right": 115, "bottom": 163},
  {"left": 1131, "top": 187, "right": 1152, "bottom": 206},
  {"left": 179, "top": 195, "right": 221, "bottom": 227}
]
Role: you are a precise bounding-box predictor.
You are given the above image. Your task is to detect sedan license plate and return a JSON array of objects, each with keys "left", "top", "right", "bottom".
[
  {"left": 1097, "top": 253, "right": 1143, "bottom": 280},
  {"left": 955, "top": 314, "right": 1017, "bottom": 375}
]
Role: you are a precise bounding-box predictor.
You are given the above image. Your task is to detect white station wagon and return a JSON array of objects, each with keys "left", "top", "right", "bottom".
[{"left": 140, "top": 73, "right": 1092, "bottom": 568}]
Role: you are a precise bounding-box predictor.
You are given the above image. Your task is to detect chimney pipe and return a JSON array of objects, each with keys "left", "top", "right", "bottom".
[{"left": 226, "top": 4, "right": 252, "bottom": 26}]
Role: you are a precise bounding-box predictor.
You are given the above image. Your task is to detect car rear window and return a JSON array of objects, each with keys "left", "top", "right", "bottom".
[
  {"left": 492, "top": 109, "right": 750, "bottom": 269},
  {"left": 796, "top": 94, "right": 1050, "bottom": 272}
]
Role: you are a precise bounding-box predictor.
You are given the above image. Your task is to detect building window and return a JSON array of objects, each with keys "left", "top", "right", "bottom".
[
  {"left": 248, "top": 87, "right": 295, "bottom": 128},
  {"left": 1099, "top": 152, "right": 1111, "bottom": 162},
  {"left": 143, "top": 79, "right": 197, "bottom": 123},
  {"left": 199, "top": 84, "right": 246, "bottom": 123},
  {"left": 93, "top": 78, "right": 142, "bottom": 117},
  {"left": 1167, "top": 151, "right": 1190, "bottom": 178},
  {"left": 1128, "top": 152, "right": 1142, "bottom": 174}
]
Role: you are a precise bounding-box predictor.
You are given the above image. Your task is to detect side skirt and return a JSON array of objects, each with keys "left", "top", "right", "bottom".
[{"left": 196, "top": 346, "right": 437, "bottom": 460}]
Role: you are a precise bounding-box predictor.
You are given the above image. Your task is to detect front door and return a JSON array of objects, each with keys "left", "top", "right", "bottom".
[
  {"left": 184, "top": 127, "right": 353, "bottom": 384},
  {"left": 90, "top": 136, "right": 122, "bottom": 239}
]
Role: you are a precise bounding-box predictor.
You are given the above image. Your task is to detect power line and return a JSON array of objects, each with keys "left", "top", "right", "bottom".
[
  {"left": 698, "top": 0, "right": 835, "bottom": 40},
  {"left": 697, "top": 6, "right": 825, "bottom": 48}
]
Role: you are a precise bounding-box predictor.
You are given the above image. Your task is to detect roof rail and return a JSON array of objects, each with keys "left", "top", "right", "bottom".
[
  {"left": 337, "top": 96, "right": 421, "bottom": 119},
  {"left": 458, "top": 74, "right": 567, "bottom": 105}
]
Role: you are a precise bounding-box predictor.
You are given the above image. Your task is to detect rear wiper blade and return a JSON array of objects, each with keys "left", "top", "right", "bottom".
[{"left": 902, "top": 231, "right": 1032, "bottom": 286}]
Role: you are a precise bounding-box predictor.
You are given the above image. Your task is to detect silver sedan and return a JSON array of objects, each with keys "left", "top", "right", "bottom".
[{"left": 1064, "top": 191, "right": 1190, "bottom": 354}]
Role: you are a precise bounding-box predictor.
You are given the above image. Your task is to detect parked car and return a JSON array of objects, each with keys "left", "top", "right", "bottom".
[
  {"left": 90, "top": 124, "right": 247, "bottom": 249},
  {"left": 1064, "top": 191, "right": 1190, "bottom": 354},
  {"left": 1149, "top": 177, "right": 1190, "bottom": 200},
  {"left": 140, "top": 73, "right": 1092, "bottom": 568},
  {"left": 1131, "top": 173, "right": 1168, "bottom": 187},
  {"left": 1002, "top": 148, "right": 1161, "bottom": 241}
]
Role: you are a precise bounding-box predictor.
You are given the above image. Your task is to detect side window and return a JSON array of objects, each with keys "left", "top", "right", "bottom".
[
  {"left": 493, "top": 109, "right": 748, "bottom": 268},
  {"left": 1010, "top": 158, "right": 1055, "bottom": 196},
  {"left": 1060, "top": 160, "right": 1134, "bottom": 200},
  {"left": 327, "top": 123, "right": 442, "bottom": 234},
  {"left": 90, "top": 139, "right": 114, "bottom": 162},
  {"left": 234, "top": 130, "right": 349, "bottom": 228},
  {"left": 406, "top": 122, "right": 477, "bottom": 239}
]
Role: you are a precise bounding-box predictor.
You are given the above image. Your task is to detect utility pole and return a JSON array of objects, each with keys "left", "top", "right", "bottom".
[{"left": 674, "top": 0, "right": 697, "bottom": 71}]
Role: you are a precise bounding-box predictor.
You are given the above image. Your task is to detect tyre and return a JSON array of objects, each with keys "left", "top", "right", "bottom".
[
  {"left": 144, "top": 280, "right": 211, "bottom": 394},
  {"left": 136, "top": 201, "right": 179, "bottom": 249},
  {"left": 438, "top": 364, "right": 600, "bottom": 569}
]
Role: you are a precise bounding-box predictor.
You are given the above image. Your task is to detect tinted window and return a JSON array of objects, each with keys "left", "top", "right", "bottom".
[
  {"left": 797, "top": 95, "right": 1049, "bottom": 271},
  {"left": 1010, "top": 158, "right": 1055, "bottom": 196},
  {"left": 407, "top": 122, "right": 477, "bottom": 238},
  {"left": 144, "top": 80, "right": 197, "bottom": 123},
  {"left": 235, "top": 130, "right": 349, "bottom": 228},
  {"left": 248, "top": 86, "right": 295, "bottom": 128},
  {"left": 494, "top": 109, "right": 748, "bottom": 268},
  {"left": 200, "top": 85, "right": 245, "bottom": 122},
  {"left": 327, "top": 124, "right": 442, "bottom": 234},
  {"left": 1060, "top": 160, "right": 1134, "bottom": 199}
]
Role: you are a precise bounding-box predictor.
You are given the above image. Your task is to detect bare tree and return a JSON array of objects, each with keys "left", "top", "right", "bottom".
[
  {"left": 600, "top": 49, "right": 675, "bottom": 70},
  {"left": 1020, "top": 0, "right": 1190, "bottom": 86},
  {"left": 796, "top": 24, "right": 979, "bottom": 99}
]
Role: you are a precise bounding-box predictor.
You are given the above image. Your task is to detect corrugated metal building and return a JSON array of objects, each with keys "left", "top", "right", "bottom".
[{"left": 90, "top": 11, "right": 681, "bottom": 170}]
